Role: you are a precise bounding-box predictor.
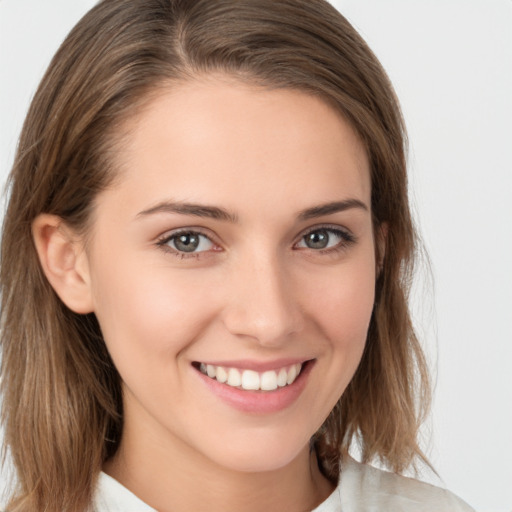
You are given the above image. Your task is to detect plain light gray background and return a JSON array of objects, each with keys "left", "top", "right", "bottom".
[{"left": 1, "top": 1, "right": 511, "bottom": 511}]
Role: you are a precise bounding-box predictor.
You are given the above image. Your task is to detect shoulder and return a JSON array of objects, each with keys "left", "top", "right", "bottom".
[{"left": 334, "top": 456, "right": 475, "bottom": 512}]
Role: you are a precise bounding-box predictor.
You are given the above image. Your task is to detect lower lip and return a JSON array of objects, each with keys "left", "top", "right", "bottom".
[{"left": 195, "top": 361, "right": 314, "bottom": 414}]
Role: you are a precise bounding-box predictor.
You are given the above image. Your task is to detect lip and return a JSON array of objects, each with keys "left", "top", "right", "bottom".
[{"left": 194, "top": 359, "right": 315, "bottom": 414}]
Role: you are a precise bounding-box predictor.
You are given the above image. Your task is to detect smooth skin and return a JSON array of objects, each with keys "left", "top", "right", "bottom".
[{"left": 33, "top": 76, "right": 381, "bottom": 512}]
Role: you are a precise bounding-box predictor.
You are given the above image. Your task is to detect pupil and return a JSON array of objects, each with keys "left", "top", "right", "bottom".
[
  {"left": 306, "top": 230, "right": 328, "bottom": 249},
  {"left": 175, "top": 233, "right": 199, "bottom": 252}
]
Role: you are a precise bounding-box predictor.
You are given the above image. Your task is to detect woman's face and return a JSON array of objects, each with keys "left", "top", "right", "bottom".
[{"left": 83, "top": 78, "right": 377, "bottom": 473}]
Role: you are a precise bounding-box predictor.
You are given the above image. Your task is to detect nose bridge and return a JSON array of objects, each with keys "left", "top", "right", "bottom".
[{"left": 222, "top": 246, "right": 302, "bottom": 346}]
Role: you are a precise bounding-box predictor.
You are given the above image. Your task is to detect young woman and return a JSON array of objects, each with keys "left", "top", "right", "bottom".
[{"left": 0, "top": 1, "right": 474, "bottom": 511}]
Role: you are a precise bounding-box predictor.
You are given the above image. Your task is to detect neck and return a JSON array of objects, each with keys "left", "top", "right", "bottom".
[{"left": 104, "top": 420, "right": 334, "bottom": 512}]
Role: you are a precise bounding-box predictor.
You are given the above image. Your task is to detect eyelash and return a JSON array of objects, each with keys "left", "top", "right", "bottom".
[
  {"left": 156, "top": 229, "right": 219, "bottom": 259},
  {"left": 296, "top": 225, "right": 357, "bottom": 255},
  {"left": 156, "top": 225, "right": 356, "bottom": 259}
]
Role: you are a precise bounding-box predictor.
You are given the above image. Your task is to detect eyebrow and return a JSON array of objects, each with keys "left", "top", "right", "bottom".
[
  {"left": 136, "top": 201, "right": 239, "bottom": 223},
  {"left": 136, "top": 198, "right": 368, "bottom": 223},
  {"left": 297, "top": 199, "right": 368, "bottom": 220}
]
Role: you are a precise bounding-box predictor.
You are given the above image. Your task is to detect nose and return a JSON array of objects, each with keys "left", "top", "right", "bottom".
[{"left": 221, "top": 252, "right": 304, "bottom": 347}]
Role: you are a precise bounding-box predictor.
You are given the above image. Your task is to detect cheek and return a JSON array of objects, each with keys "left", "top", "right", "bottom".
[
  {"left": 276, "top": 256, "right": 376, "bottom": 438},
  {"left": 89, "top": 257, "right": 218, "bottom": 369},
  {"left": 304, "top": 255, "right": 376, "bottom": 400},
  {"left": 308, "top": 261, "right": 376, "bottom": 347}
]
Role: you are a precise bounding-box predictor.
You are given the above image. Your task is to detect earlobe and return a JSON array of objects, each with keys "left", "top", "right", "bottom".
[{"left": 32, "top": 214, "right": 94, "bottom": 314}]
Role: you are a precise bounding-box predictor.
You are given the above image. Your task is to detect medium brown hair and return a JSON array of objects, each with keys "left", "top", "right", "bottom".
[{"left": 1, "top": 0, "right": 430, "bottom": 510}]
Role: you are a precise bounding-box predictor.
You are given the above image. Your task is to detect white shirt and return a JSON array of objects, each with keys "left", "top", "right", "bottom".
[{"left": 94, "top": 457, "right": 474, "bottom": 511}]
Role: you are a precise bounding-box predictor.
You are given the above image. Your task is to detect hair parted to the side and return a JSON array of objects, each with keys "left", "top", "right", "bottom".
[{"left": 0, "top": 0, "right": 430, "bottom": 510}]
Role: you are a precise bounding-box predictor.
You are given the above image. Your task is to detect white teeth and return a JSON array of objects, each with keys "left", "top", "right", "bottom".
[
  {"left": 227, "top": 368, "right": 241, "bottom": 387},
  {"left": 241, "top": 370, "right": 260, "bottom": 390},
  {"left": 216, "top": 366, "right": 228, "bottom": 383},
  {"left": 199, "top": 362, "right": 303, "bottom": 391},
  {"left": 206, "top": 364, "right": 216, "bottom": 378},
  {"left": 260, "top": 370, "right": 278, "bottom": 391},
  {"left": 287, "top": 364, "right": 300, "bottom": 385},
  {"left": 277, "top": 368, "right": 288, "bottom": 387}
]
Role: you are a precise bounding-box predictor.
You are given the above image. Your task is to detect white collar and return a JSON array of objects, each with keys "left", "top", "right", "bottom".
[{"left": 94, "top": 456, "right": 472, "bottom": 512}]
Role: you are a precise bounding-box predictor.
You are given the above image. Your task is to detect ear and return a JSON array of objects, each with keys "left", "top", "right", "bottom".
[
  {"left": 375, "top": 222, "right": 388, "bottom": 276},
  {"left": 32, "top": 214, "right": 94, "bottom": 314}
]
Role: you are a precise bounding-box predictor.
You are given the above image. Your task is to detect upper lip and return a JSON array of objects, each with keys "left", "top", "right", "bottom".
[{"left": 193, "top": 358, "right": 313, "bottom": 372}]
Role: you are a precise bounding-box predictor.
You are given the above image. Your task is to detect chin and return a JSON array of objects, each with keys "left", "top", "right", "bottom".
[{"left": 200, "top": 428, "right": 312, "bottom": 474}]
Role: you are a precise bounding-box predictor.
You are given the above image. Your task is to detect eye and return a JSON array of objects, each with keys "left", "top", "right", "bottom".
[
  {"left": 158, "top": 230, "right": 216, "bottom": 254},
  {"left": 295, "top": 227, "right": 355, "bottom": 251}
]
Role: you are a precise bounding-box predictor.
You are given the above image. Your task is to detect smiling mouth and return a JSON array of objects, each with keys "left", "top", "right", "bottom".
[{"left": 194, "top": 362, "right": 306, "bottom": 392}]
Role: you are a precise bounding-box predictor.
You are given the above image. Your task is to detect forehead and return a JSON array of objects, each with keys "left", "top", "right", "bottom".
[{"left": 106, "top": 78, "right": 371, "bottom": 218}]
